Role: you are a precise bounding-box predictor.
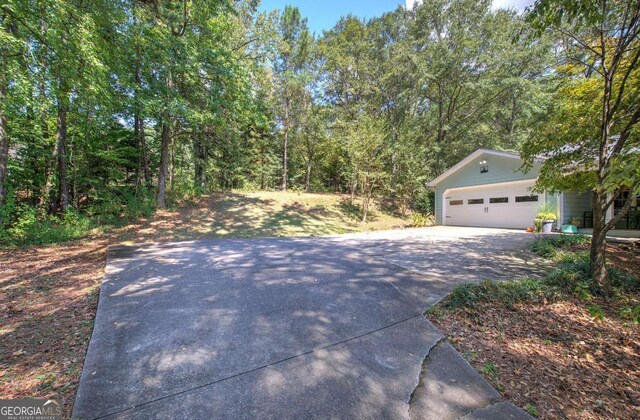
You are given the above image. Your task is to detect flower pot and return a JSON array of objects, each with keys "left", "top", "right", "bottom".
[{"left": 542, "top": 220, "right": 554, "bottom": 233}]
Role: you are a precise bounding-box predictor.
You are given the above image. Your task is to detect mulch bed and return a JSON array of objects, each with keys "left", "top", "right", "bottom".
[
  {"left": 429, "top": 243, "right": 640, "bottom": 419},
  {"left": 0, "top": 238, "right": 108, "bottom": 415}
]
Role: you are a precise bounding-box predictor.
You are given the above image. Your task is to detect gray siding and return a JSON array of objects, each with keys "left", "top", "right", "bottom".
[
  {"left": 434, "top": 153, "right": 541, "bottom": 224},
  {"left": 562, "top": 191, "right": 592, "bottom": 225}
]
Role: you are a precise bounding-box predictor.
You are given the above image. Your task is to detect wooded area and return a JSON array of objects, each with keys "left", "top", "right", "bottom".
[
  {"left": 0, "top": 0, "right": 638, "bottom": 272},
  {"left": 0, "top": 0, "right": 555, "bottom": 229}
]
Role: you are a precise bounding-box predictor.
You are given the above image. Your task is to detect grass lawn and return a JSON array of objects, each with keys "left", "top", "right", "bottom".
[
  {"left": 428, "top": 236, "right": 640, "bottom": 419},
  {"left": 0, "top": 191, "right": 412, "bottom": 416}
]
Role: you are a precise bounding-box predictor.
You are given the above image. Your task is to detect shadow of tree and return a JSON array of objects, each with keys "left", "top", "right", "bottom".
[{"left": 69, "top": 229, "right": 550, "bottom": 418}]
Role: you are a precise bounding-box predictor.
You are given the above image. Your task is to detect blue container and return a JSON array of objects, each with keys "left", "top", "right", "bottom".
[{"left": 562, "top": 224, "right": 578, "bottom": 234}]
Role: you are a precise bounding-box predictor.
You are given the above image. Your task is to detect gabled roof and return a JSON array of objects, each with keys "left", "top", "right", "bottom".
[{"left": 426, "top": 149, "right": 523, "bottom": 187}]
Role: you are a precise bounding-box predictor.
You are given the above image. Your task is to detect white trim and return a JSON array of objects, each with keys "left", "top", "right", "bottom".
[
  {"left": 442, "top": 189, "right": 449, "bottom": 225},
  {"left": 441, "top": 178, "right": 535, "bottom": 192},
  {"left": 427, "top": 149, "right": 523, "bottom": 187}
]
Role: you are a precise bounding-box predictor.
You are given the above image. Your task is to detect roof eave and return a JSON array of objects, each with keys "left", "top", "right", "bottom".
[{"left": 426, "top": 149, "right": 523, "bottom": 187}]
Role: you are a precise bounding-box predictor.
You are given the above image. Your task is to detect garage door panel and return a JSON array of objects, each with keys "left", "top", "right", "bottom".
[{"left": 445, "top": 182, "right": 540, "bottom": 229}]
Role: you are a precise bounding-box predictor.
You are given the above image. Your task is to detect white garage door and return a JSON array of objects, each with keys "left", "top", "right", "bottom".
[{"left": 444, "top": 181, "right": 540, "bottom": 229}]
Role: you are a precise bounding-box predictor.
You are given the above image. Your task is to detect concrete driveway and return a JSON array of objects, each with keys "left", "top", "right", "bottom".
[{"left": 74, "top": 227, "right": 543, "bottom": 419}]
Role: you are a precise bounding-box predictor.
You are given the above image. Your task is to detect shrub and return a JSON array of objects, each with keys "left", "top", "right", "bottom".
[
  {"left": 0, "top": 185, "right": 16, "bottom": 226},
  {"left": 411, "top": 212, "right": 434, "bottom": 227},
  {"left": 441, "top": 246, "right": 639, "bottom": 310},
  {"left": 443, "top": 278, "right": 555, "bottom": 310},
  {"left": 413, "top": 189, "right": 434, "bottom": 215},
  {"left": 0, "top": 206, "right": 94, "bottom": 247},
  {"left": 530, "top": 234, "right": 589, "bottom": 258}
]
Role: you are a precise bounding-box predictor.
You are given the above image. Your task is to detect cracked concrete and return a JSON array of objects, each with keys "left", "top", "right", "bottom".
[
  {"left": 74, "top": 227, "right": 542, "bottom": 419},
  {"left": 407, "top": 337, "right": 447, "bottom": 419},
  {"left": 409, "top": 341, "right": 500, "bottom": 420}
]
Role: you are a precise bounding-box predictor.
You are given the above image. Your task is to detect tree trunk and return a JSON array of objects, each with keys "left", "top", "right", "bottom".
[
  {"left": 590, "top": 191, "right": 609, "bottom": 293},
  {"left": 38, "top": 80, "right": 55, "bottom": 211},
  {"left": 350, "top": 177, "right": 357, "bottom": 201},
  {"left": 361, "top": 178, "right": 370, "bottom": 223},
  {"left": 56, "top": 87, "right": 69, "bottom": 212},
  {"left": 281, "top": 97, "right": 289, "bottom": 192},
  {"left": 134, "top": 113, "right": 143, "bottom": 189},
  {"left": 134, "top": 63, "right": 151, "bottom": 189},
  {"left": 169, "top": 138, "right": 175, "bottom": 191},
  {"left": 193, "top": 134, "right": 207, "bottom": 192},
  {"left": 0, "top": 16, "right": 12, "bottom": 207},
  {"left": 0, "top": 80, "right": 8, "bottom": 207},
  {"left": 37, "top": 18, "right": 54, "bottom": 210},
  {"left": 304, "top": 162, "right": 312, "bottom": 192},
  {"left": 157, "top": 119, "right": 170, "bottom": 209},
  {"left": 133, "top": 55, "right": 148, "bottom": 190}
]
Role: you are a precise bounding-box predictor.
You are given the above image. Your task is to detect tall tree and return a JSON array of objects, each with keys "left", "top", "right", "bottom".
[
  {"left": 274, "top": 6, "right": 311, "bottom": 191},
  {"left": 0, "top": 5, "right": 16, "bottom": 207},
  {"left": 524, "top": 0, "right": 640, "bottom": 293}
]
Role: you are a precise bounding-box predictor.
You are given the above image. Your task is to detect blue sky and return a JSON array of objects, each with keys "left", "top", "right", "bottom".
[
  {"left": 258, "top": 0, "right": 406, "bottom": 35},
  {"left": 258, "top": 0, "right": 534, "bottom": 35}
]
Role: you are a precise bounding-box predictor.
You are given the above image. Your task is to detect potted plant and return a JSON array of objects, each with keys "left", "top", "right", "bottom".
[
  {"left": 534, "top": 203, "right": 557, "bottom": 233},
  {"left": 570, "top": 216, "right": 582, "bottom": 228}
]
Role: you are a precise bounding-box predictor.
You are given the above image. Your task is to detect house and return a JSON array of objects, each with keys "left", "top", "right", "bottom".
[{"left": 427, "top": 149, "right": 640, "bottom": 234}]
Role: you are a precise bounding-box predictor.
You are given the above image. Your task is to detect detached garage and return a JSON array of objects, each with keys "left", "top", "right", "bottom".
[{"left": 427, "top": 149, "right": 554, "bottom": 230}]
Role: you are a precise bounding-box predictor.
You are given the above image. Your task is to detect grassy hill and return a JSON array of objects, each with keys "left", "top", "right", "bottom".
[{"left": 118, "top": 191, "right": 412, "bottom": 244}]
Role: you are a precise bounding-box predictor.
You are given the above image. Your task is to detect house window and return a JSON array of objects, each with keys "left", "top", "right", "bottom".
[
  {"left": 468, "top": 198, "right": 484, "bottom": 204},
  {"left": 490, "top": 197, "right": 508, "bottom": 204},
  {"left": 515, "top": 195, "right": 538, "bottom": 202},
  {"left": 449, "top": 200, "right": 463, "bottom": 205}
]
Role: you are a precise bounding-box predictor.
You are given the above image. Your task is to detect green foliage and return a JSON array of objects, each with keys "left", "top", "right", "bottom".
[
  {"left": 0, "top": 206, "right": 93, "bottom": 247},
  {"left": 483, "top": 361, "right": 498, "bottom": 377},
  {"left": 413, "top": 190, "right": 434, "bottom": 215},
  {"left": 523, "top": 0, "right": 640, "bottom": 291},
  {"left": 536, "top": 212, "right": 556, "bottom": 221},
  {"left": 445, "top": 278, "right": 555, "bottom": 309},
  {"left": 587, "top": 305, "right": 605, "bottom": 321},
  {"left": 526, "top": 404, "right": 540, "bottom": 417},
  {"left": 411, "top": 212, "right": 435, "bottom": 227},
  {"left": 530, "top": 234, "right": 589, "bottom": 258},
  {"left": 0, "top": 0, "right": 559, "bottom": 243},
  {"left": 442, "top": 242, "right": 639, "bottom": 311},
  {"left": 535, "top": 201, "right": 557, "bottom": 221},
  {"left": 0, "top": 186, "right": 16, "bottom": 227},
  {"left": 533, "top": 218, "right": 544, "bottom": 233},
  {"left": 618, "top": 305, "right": 640, "bottom": 324}
]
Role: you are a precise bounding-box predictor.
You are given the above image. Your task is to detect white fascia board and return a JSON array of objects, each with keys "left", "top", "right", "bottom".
[{"left": 426, "top": 149, "right": 524, "bottom": 187}]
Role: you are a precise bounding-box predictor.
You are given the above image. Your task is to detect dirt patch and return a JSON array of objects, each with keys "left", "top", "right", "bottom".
[
  {"left": 428, "top": 245, "right": 640, "bottom": 419},
  {"left": 1, "top": 191, "right": 411, "bottom": 416}
]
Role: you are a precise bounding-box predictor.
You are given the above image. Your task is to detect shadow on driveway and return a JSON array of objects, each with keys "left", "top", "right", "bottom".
[{"left": 73, "top": 227, "right": 544, "bottom": 419}]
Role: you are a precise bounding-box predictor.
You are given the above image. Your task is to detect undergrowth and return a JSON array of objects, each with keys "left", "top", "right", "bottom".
[
  {"left": 0, "top": 189, "right": 156, "bottom": 247},
  {"left": 434, "top": 234, "right": 639, "bottom": 314}
]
